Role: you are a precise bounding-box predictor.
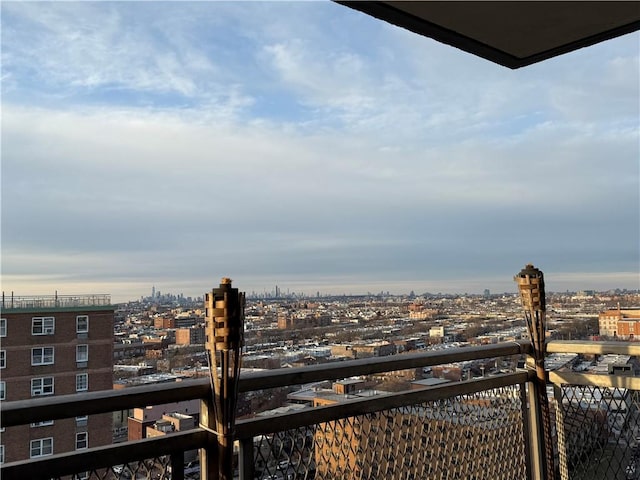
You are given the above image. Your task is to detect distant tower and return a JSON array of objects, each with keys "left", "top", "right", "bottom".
[
  {"left": 152, "top": 286, "right": 156, "bottom": 299},
  {"left": 483, "top": 289, "right": 490, "bottom": 299}
]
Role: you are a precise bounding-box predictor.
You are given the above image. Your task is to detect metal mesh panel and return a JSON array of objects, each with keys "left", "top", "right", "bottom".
[
  {"left": 52, "top": 456, "right": 173, "bottom": 480},
  {"left": 555, "top": 386, "right": 640, "bottom": 480},
  {"left": 253, "top": 385, "right": 527, "bottom": 480}
]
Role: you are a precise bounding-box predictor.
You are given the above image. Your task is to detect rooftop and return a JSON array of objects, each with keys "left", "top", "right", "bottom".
[{"left": 1, "top": 293, "right": 112, "bottom": 312}]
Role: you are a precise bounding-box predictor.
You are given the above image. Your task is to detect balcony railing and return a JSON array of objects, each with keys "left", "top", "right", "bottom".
[
  {"left": 1, "top": 293, "right": 112, "bottom": 310},
  {"left": 1, "top": 340, "right": 639, "bottom": 480}
]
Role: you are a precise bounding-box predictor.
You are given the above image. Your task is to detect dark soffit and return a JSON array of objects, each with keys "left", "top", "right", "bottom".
[{"left": 337, "top": 1, "right": 640, "bottom": 69}]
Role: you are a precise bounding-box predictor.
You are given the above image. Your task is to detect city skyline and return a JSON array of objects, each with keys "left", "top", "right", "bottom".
[{"left": 2, "top": 2, "right": 639, "bottom": 303}]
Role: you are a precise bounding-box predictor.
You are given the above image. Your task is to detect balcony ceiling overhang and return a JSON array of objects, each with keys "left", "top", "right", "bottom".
[{"left": 337, "top": 1, "right": 640, "bottom": 69}]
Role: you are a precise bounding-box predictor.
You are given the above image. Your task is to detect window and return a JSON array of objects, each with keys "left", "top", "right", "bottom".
[
  {"left": 30, "top": 438, "right": 53, "bottom": 458},
  {"left": 76, "top": 416, "right": 88, "bottom": 427},
  {"left": 76, "top": 373, "right": 88, "bottom": 392},
  {"left": 74, "top": 473, "right": 89, "bottom": 480},
  {"left": 0, "top": 350, "right": 5, "bottom": 369},
  {"left": 31, "top": 347, "right": 54, "bottom": 366},
  {"left": 76, "top": 315, "right": 89, "bottom": 333},
  {"left": 0, "top": 444, "right": 4, "bottom": 464},
  {"left": 0, "top": 318, "right": 5, "bottom": 337},
  {"left": 31, "top": 420, "right": 54, "bottom": 427},
  {"left": 32, "top": 317, "right": 55, "bottom": 335},
  {"left": 0, "top": 381, "right": 5, "bottom": 400},
  {"left": 76, "top": 344, "right": 88, "bottom": 363},
  {"left": 31, "top": 377, "right": 54, "bottom": 396},
  {"left": 75, "top": 432, "right": 88, "bottom": 450}
]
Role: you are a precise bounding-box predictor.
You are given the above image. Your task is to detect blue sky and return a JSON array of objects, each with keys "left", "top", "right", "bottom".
[{"left": 2, "top": 1, "right": 639, "bottom": 301}]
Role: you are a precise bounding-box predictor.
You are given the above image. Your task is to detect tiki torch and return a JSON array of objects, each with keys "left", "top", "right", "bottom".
[
  {"left": 515, "top": 264, "right": 555, "bottom": 480},
  {"left": 204, "top": 278, "right": 245, "bottom": 480}
]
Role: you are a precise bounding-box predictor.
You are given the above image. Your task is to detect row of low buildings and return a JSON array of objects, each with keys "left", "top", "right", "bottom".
[
  {"left": 114, "top": 326, "right": 205, "bottom": 360},
  {"left": 598, "top": 308, "right": 640, "bottom": 339}
]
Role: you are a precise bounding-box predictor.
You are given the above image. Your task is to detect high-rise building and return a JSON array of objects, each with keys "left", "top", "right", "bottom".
[{"left": 0, "top": 294, "right": 114, "bottom": 464}]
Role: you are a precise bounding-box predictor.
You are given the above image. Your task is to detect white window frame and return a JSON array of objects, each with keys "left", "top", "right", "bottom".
[
  {"left": 76, "top": 315, "right": 89, "bottom": 333},
  {"left": 32, "top": 317, "right": 55, "bottom": 335},
  {"left": 76, "top": 415, "right": 88, "bottom": 427},
  {"left": 31, "top": 420, "right": 54, "bottom": 428},
  {"left": 76, "top": 373, "right": 88, "bottom": 392},
  {"left": 0, "top": 350, "right": 5, "bottom": 369},
  {"left": 0, "top": 381, "right": 5, "bottom": 400},
  {"left": 31, "top": 377, "right": 54, "bottom": 396},
  {"left": 76, "top": 345, "right": 88, "bottom": 363},
  {"left": 31, "top": 346, "right": 55, "bottom": 366},
  {"left": 75, "top": 432, "right": 88, "bottom": 450},
  {"left": 0, "top": 444, "right": 4, "bottom": 464},
  {"left": 30, "top": 438, "right": 53, "bottom": 458},
  {"left": 0, "top": 318, "right": 6, "bottom": 337}
]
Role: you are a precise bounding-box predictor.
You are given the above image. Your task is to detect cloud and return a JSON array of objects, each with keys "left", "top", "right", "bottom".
[
  {"left": 1, "top": 2, "right": 255, "bottom": 118},
  {"left": 3, "top": 101, "right": 637, "bottom": 292},
  {"left": 1, "top": 2, "right": 638, "bottom": 299}
]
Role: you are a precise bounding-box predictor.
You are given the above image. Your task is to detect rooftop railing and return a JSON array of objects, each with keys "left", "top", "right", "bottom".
[
  {"left": 1, "top": 293, "right": 111, "bottom": 310},
  {"left": 1, "top": 340, "right": 638, "bottom": 480}
]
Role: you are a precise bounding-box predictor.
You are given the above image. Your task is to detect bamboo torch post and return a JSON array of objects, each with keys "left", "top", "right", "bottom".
[
  {"left": 203, "top": 278, "right": 245, "bottom": 480},
  {"left": 515, "top": 264, "right": 556, "bottom": 480}
]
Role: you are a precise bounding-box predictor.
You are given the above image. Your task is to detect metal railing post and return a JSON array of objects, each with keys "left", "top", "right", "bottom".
[
  {"left": 200, "top": 393, "right": 219, "bottom": 480},
  {"left": 520, "top": 381, "right": 534, "bottom": 480},
  {"left": 171, "top": 453, "right": 185, "bottom": 480},
  {"left": 238, "top": 437, "right": 255, "bottom": 480},
  {"left": 553, "top": 383, "right": 569, "bottom": 480},
  {"left": 526, "top": 372, "right": 545, "bottom": 480}
]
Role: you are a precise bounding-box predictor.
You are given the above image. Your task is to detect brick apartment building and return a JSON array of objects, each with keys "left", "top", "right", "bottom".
[
  {"left": 284, "top": 380, "right": 524, "bottom": 479},
  {"left": 175, "top": 326, "right": 205, "bottom": 346},
  {"left": 0, "top": 294, "right": 114, "bottom": 464},
  {"left": 598, "top": 308, "right": 640, "bottom": 338},
  {"left": 277, "top": 311, "right": 332, "bottom": 329}
]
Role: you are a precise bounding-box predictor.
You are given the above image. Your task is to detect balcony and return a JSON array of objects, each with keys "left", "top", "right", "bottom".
[{"left": 1, "top": 340, "right": 639, "bottom": 480}]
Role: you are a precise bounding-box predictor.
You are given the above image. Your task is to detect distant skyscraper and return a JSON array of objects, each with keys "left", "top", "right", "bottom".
[
  {"left": 484, "top": 289, "right": 491, "bottom": 299},
  {"left": 152, "top": 286, "right": 156, "bottom": 299}
]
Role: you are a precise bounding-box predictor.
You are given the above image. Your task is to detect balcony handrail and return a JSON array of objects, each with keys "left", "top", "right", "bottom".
[
  {"left": 549, "top": 370, "right": 640, "bottom": 389},
  {"left": 238, "top": 340, "right": 532, "bottom": 391},
  {"left": 1, "top": 378, "right": 211, "bottom": 427},
  {"left": 546, "top": 339, "right": 640, "bottom": 356},
  {"left": 235, "top": 370, "right": 533, "bottom": 439},
  {"left": 1, "top": 341, "right": 531, "bottom": 427}
]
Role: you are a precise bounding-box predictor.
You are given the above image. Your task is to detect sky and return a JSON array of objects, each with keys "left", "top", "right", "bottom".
[{"left": 1, "top": 1, "right": 639, "bottom": 302}]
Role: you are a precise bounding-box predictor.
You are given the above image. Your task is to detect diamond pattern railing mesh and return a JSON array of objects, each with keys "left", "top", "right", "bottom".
[
  {"left": 252, "top": 385, "right": 527, "bottom": 480},
  {"left": 555, "top": 386, "right": 640, "bottom": 480},
  {"left": 50, "top": 456, "right": 173, "bottom": 480}
]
